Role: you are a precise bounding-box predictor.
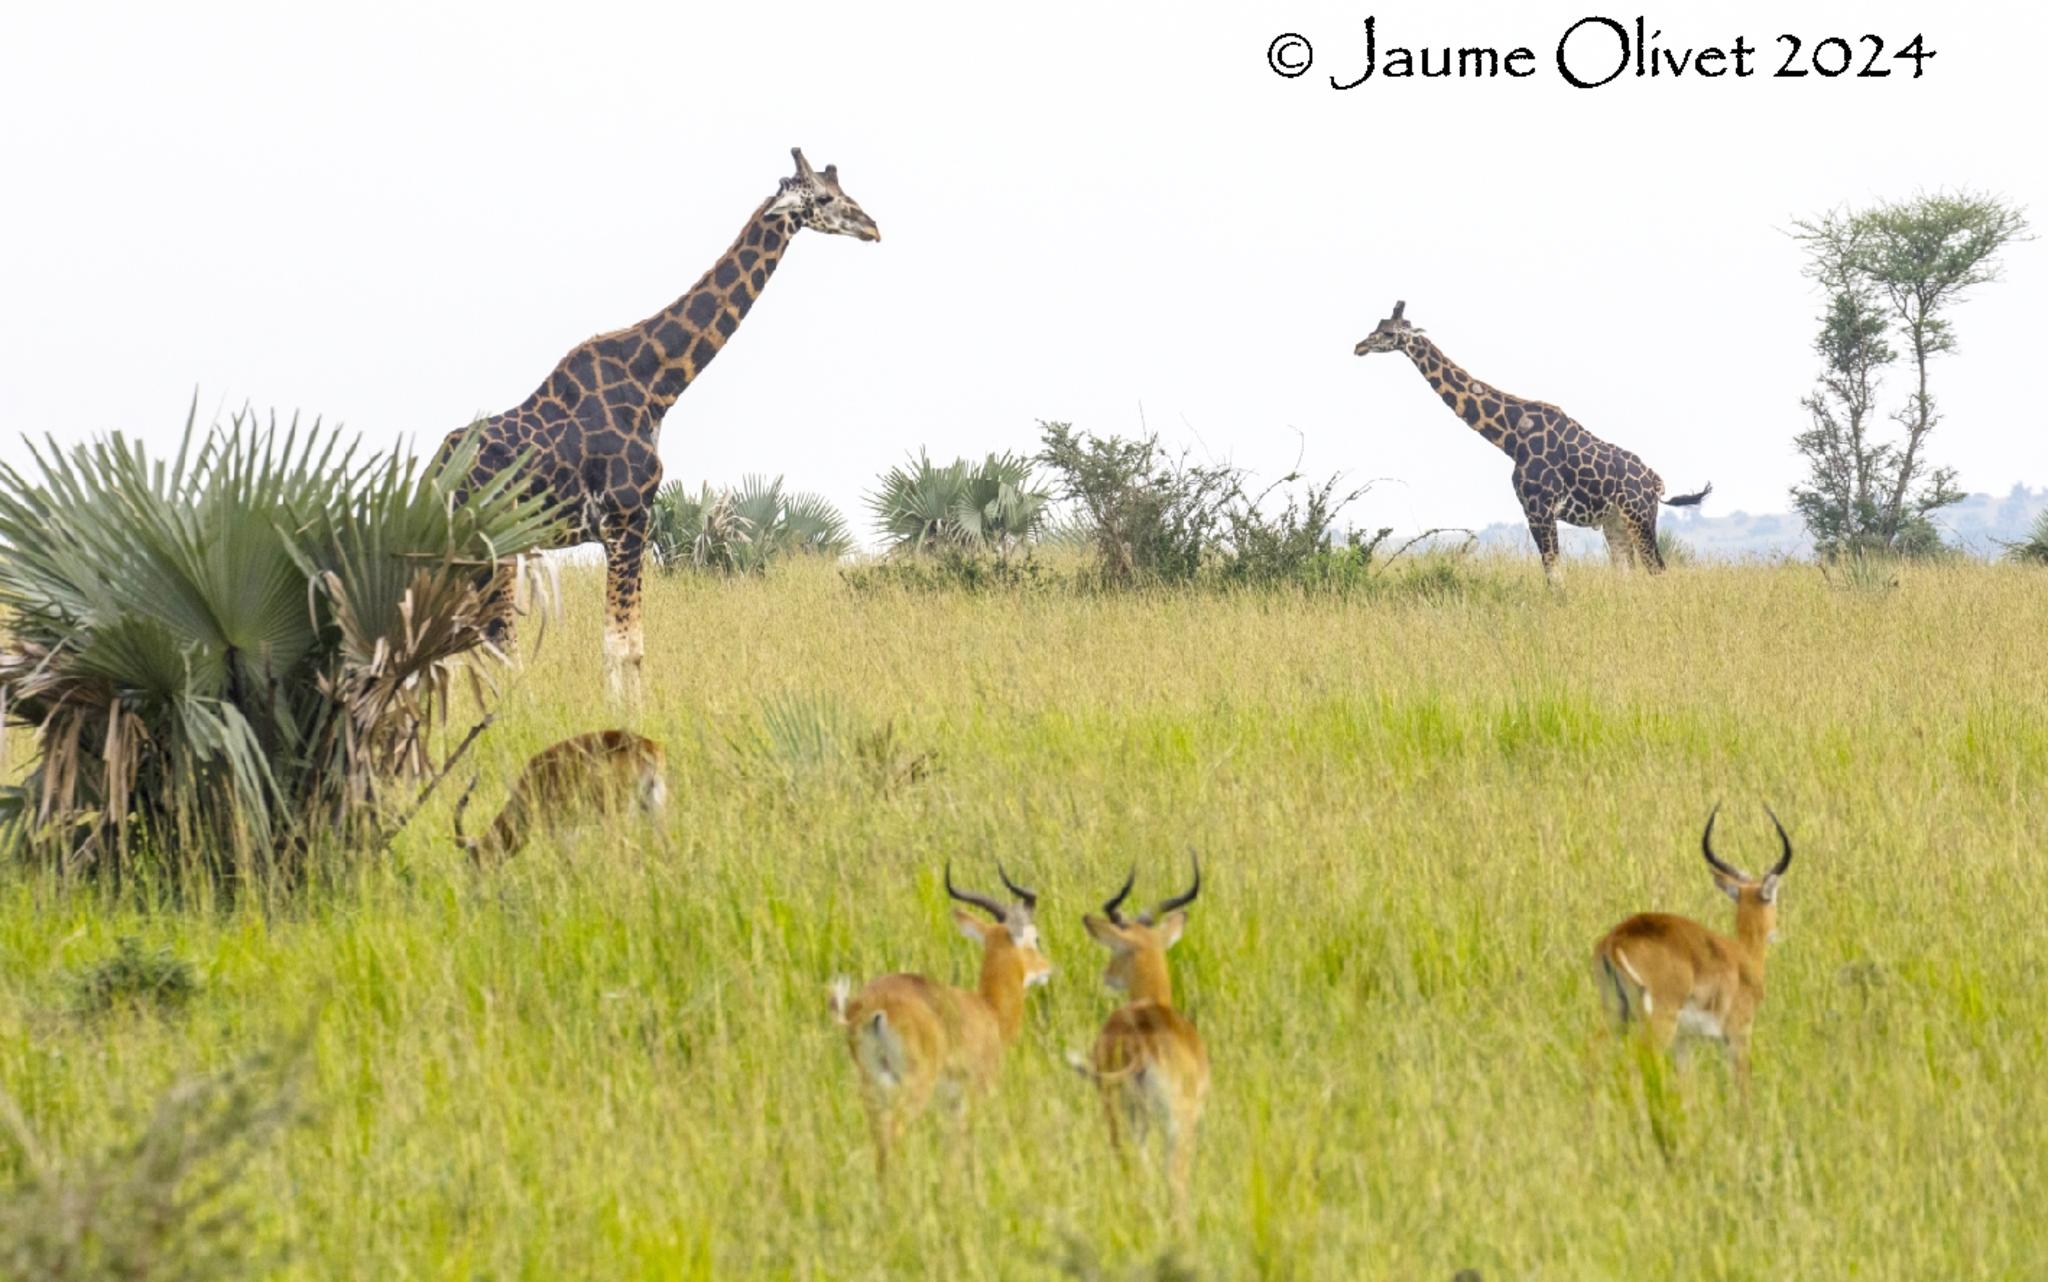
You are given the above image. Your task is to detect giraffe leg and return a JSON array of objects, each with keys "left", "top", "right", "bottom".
[
  {"left": 479, "top": 561, "right": 522, "bottom": 663},
  {"left": 1600, "top": 512, "right": 1634, "bottom": 570},
  {"left": 1636, "top": 505, "right": 1667, "bottom": 573},
  {"left": 601, "top": 514, "right": 649, "bottom": 703},
  {"left": 1525, "top": 516, "right": 1562, "bottom": 585}
]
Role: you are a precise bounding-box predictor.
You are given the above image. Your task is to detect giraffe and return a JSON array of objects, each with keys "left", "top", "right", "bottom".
[
  {"left": 1353, "top": 301, "right": 1709, "bottom": 580},
  {"left": 443, "top": 148, "right": 879, "bottom": 697}
]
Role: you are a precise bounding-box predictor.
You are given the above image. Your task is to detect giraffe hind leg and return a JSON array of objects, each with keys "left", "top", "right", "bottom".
[{"left": 1636, "top": 506, "right": 1666, "bottom": 572}]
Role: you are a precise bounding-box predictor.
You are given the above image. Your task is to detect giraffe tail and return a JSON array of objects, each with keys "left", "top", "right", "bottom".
[{"left": 1663, "top": 482, "right": 1712, "bottom": 507}]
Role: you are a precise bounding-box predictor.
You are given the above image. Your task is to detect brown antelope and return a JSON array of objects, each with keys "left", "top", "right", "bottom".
[
  {"left": 1069, "top": 854, "right": 1210, "bottom": 1202},
  {"left": 454, "top": 729, "right": 666, "bottom": 863},
  {"left": 828, "top": 865, "right": 1052, "bottom": 1178},
  {"left": 1593, "top": 803, "right": 1794, "bottom": 1080}
]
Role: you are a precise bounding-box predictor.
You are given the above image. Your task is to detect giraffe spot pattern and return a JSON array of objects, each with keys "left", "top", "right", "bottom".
[{"left": 1398, "top": 333, "right": 1675, "bottom": 572}]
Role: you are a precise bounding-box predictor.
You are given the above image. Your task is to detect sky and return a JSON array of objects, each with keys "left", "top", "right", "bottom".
[{"left": 2, "top": 1, "right": 2043, "bottom": 548}]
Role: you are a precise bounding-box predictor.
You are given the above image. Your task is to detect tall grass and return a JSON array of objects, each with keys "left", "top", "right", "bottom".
[{"left": 3, "top": 559, "right": 2044, "bottom": 1279}]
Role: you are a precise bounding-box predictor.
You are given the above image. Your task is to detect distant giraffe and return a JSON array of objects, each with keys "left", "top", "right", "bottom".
[
  {"left": 1354, "top": 301, "right": 1709, "bottom": 579},
  {"left": 443, "top": 149, "right": 879, "bottom": 696}
]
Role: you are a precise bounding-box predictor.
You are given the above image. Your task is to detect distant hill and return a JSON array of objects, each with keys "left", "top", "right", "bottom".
[{"left": 1465, "top": 484, "right": 2048, "bottom": 560}]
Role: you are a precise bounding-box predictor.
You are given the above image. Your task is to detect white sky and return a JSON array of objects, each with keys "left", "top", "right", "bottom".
[{"left": 3, "top": 1, "right": 2042, "bottom": 546}]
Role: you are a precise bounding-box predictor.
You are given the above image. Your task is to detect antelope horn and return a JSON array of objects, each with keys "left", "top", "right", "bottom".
[
  {"left": 1699, "top": 802, "right": 1750, "bottom": 881},
  {"left": 1102, "top": 867, "right": 1137, "bottom": 923},
  {"left": 1763, "top": 806, "right": 1793, "bottom": 878},
  {"left": 1392, "top": 300, "right": 1406, "bottom": 320},
  {"left": 996, "top": 861, "right": 1038, "bottom": 911},
  {"left": 1147, "top": 849, "right": 1202, "bottom": 921},
  {"left": 944, "top": 862, "right": 1006, "bottom": 921},
  {"left": 790, "top": 147, "right": 816, "bottom": 180}
]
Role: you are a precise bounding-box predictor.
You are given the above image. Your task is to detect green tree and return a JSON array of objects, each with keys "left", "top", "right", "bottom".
[{"left": 1790, "top": 193, "right": 2031, "bottom": 555}]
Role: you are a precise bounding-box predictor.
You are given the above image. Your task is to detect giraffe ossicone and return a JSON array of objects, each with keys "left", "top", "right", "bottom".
[
  {"left": 442, "top": 148, "right": 879, "bottom": 699},
  {"left": 1355, "top": 300, "right": 1709, "bottom": 580}
]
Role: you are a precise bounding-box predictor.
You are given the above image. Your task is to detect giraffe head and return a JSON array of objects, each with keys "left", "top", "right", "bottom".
[
  {"left": 768, "top": 147, "right": 881, "bottom": 242},
  {"left": 1354, "top": 300, "right": 1424, "bottom": 356}
]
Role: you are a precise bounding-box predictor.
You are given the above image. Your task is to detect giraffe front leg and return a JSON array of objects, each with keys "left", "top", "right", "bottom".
[
  {"left": 479, "top": 560, "right": 522, "bottom": 663},
  {"left": 601, "top": 515, "right": 649, "bottom": 703}
]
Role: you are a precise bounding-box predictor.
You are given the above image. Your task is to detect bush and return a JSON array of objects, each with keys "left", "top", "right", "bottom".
[
  {"left": 839, "top": 545, "right": 1057, "bottom": 596},
  {"left": 0, "top": 408, "right": 558, "bottom": 882},
  {"left": 719, "top": 691, "right": 933, "bottom": 801},
  {"left": 1656, "top": 530, "right": 1696, "bottom": 567},
  {"left": 649, "top": 475, "right": 850, "bottom": 575},
  {"left": 867, "top": 451, "right": 1051, "bottom": 556},
  {"left": 0, "top": 1043, "right": 303, "bottom": 1282},
  {"left": 1035, "top": 420, "right": 1389, "bottom": 590},
  {"left": 1034, "top": 421, "right": 1235, "bottom": 586},
  {"left": 70, "top": 938, "right": 199, "bottom": 1017},
  {"left": 2003, "top": 510, "right": 2048, "bottom": 565}
]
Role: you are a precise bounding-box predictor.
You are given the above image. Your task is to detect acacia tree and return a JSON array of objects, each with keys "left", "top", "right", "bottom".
[
  {"left": 1790, "top": 192, "right": 2030, "bottom": 556},
  {"left": 1788, "top": 230, "right": 1903, "bottom": 554}
]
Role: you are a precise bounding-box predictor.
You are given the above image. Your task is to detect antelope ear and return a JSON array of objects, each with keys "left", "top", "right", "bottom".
[
  {"left": 952, "top": 909, "right": 990, "bottom": 942},
  {"left": 1712, "top": 872, "right": 1743, "bottom": 902},
  {"left": 1155, "top": 911, "right": 1188, "bottom": 950},
  {"left": 1082, "top": 914, "right": 1127, "bottom": 951},
  {"left": 1759, "top": 874, "right": 1781, "bottom": 903}
]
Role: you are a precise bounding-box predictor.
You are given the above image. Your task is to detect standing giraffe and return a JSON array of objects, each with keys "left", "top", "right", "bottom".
[
  {"left": 1353, "top": 301, "right": 1709, "bottom": 579},
  {"left": 443, "top": 148, "right": 879, "bottom": 696}
]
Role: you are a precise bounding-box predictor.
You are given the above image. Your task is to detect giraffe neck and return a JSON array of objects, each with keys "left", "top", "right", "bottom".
[
  {"left": 1402, "top": 335, "right": 1525, "bottom": 455},
  {"left": 523, "top": 197, "right": 802, "bottom": 427},
  {"left": 638, "top": 198, "right": 800, "bottom": 411}
]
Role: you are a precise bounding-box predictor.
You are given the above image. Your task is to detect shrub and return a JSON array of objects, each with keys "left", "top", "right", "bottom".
[
  {"left": 1034, "top": 421, "right": 1237, "bottom": 586},
  {"left": 70, "top": 938, "right": 200, "bottom": 1017},
  {"left": 0, "top": 408, "right": 558, "bottom": 882},
  {"left": 650, "top": 475, "right": 850, "bottom": 575},
  {"left": 2003, "top": 510, "right": 2048, "bottom": 565},
  {"left": 1656, "top": 530, "right": 1696, "bottom": 567},
  {"left": 719, "top": 691, "right": 933, "bottom": 801},
  {"left": 867, "top": 451, "right": 1051, "bottom": 556},
  {"left": 1035, "top": 420, "right": 1387, "bottom": 590},
  {"left": 0, "top": 1043, "right": 302, "bottom": 1282}
]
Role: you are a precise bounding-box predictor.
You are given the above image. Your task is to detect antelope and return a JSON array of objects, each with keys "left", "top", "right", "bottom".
[
  {"left": 1069, "top": 854, "right": 1210, "bottom": 1202},
  {"left": 1593, "top": 803, "right": 1794, "bottom": 1080},
  {"left": 828, "top": 865, "right": 1052, "bottom": 1178},
  {"left": 454, "top": 729, "right": 667, "bottom": 863}
]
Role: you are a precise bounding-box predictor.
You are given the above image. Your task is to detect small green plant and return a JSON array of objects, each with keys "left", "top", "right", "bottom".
[
  {"left": 0, "top": 1044, "right": 302, "bottom": 1282},
  {"left": 719, "top": 692, "right": 932, "bottom": 800},
  {"left": 1821, "top": 549, "right": 1902, "bottom": 594},
  {"left": 1656, "top": 530, "right": 1695, "bottom": 567},
  {"left": 70, "top": 937, "right": 199, "bottom": 1017},
  {"left": 1052, "top": 1236, "right": 1199, "bottom": 1282}
]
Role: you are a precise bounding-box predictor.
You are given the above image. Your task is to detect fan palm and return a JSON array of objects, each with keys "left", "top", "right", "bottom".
[
  {"left": 0, "top": 406, "right": 559, "bottom": 879},
  {"left": 867, "top": 451, "right": 1049, "bottom": 554},
  {"left": 650, "top": 475, "right": 850, "bottom": 574}
]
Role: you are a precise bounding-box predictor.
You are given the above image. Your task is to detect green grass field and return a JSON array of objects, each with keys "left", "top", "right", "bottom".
[{"left": 4, "top": 557, "right": 2044, "bottom": 1280}]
